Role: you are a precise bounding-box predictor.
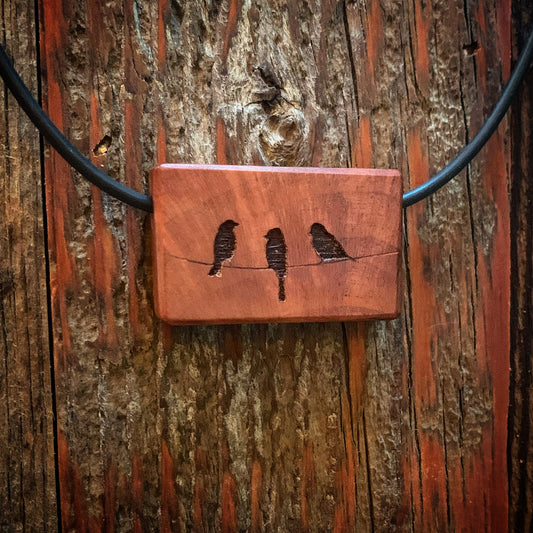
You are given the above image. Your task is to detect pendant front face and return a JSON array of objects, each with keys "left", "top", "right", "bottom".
[{"left": 150, "top": 164, "right": 402, "bottom": 325}]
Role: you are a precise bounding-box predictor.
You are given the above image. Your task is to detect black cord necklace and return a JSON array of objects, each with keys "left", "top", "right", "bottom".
[{"left": 0, "top": 29, "right": 532, "bottom": 213}]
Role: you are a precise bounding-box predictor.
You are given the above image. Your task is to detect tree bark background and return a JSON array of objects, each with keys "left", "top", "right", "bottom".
[
  {"left": 509, "top": 2, "right": 533, "bottom": 531},
  {"left": 0, "top": 1, "right": 57, "bottom": 531},
  {"left": 0, "top": 0, "right": 530, "bottom": 531}
]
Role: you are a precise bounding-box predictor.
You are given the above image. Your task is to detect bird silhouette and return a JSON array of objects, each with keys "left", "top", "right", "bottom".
[
  {"left": 310, "top": 223, "right": 349, "bottom": 261},
  {"left": 264, "top": 228, "right": 287, "bottom": 301},
  {"left": 208, "top": 220, "right": 239, "bottom": 277}
]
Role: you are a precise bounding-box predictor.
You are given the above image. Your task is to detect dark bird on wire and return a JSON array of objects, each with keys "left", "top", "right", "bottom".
[
  {"left": 310, "top": 223, "right": 349, "bottom": 261},
  {"left": 264, "top": 228, "right": 287, "bottom": 302},
  {"left": 208, "top": 220, "right": 239, "bottom": 277}
]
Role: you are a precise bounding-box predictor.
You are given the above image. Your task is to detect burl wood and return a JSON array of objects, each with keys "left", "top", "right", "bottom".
[{"left": 151, "top": 165, "right": 402, "bottom": 324}]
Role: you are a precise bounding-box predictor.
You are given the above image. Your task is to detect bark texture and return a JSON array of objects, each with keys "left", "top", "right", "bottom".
[
  {"left": 0, "top": 0, "right": 519, "bottom": 530},
  {"left": 0, "top": 1, "right": 57, "bottom": 531},
  {"left": 509, "top": 1, "right": 533, "bottom": 530}
]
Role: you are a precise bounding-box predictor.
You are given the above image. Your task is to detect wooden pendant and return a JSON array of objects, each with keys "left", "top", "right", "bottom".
[{"left": 150, "top": 165, "right": 402, "bottom": 325}]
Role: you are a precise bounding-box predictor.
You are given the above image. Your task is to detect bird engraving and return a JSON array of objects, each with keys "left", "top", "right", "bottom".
[
  {"left": 208, "top": 220, "right": 239, "bottom": 277},
  {"left": 264, "top": 228, "right": 287, "bottom": 302},
  {"left": 310, "top": 223, "right": 349, "bottom": 261}
]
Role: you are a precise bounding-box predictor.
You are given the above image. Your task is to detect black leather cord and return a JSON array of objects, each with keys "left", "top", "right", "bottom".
[
  {"left": 402, "top": 26, "right": 533, "bottom": 207},
  {"left": 0, "top": 44, "right": 153, "bottom": 212},
  {"left": 0, "top": 26, "right": 532, "bottom": 211}
]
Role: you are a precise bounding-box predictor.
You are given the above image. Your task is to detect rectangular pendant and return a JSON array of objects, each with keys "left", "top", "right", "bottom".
[{"left": 150, "top": 164, "right": 402, "bottom": 325}]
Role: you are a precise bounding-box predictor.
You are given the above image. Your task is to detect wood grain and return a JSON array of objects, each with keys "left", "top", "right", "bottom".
[
  {"left": 509, "top": 1, "right": 533, "bottom": 529},
  {"left": 151, "top": 165, "right": 401, "bottom": 324},
  {"left": 36, "top": 0, "right": 513, "bottom": 530},
  {"left": 0, "top": 1, "right": 57, "bottom": 530}
]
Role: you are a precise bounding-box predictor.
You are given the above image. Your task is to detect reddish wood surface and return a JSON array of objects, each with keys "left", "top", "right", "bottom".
[
  {"left": 0, "top": 1, "right": 57, "bottom": 530},
  {"left": 6, "top": 0, "right": 533, "bottom": 531},
  {"left": 28, "top": 0, "right": 516, "bottom": 530},
  {"left": 151, "top": 165, "right": 401, "bottom": 324}
]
